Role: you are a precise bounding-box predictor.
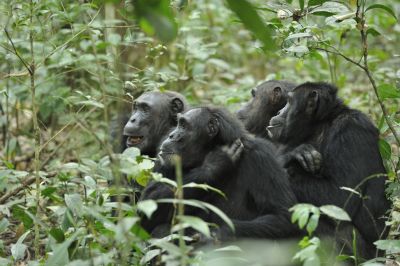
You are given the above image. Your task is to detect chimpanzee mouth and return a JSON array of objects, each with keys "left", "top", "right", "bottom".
[{"left": 126, "top": 136, "right": 144, "bottom": 146}]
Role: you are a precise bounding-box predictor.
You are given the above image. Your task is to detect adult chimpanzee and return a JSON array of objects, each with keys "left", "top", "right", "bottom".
[
  {"left": 237, "top": 80, "right": 296, "bottom": 139},
  {"left": 268, "top": 82, "right": 390, "bottom": 258},
  {"left": 122, "top": 90, "right": 188, "bottom": 157},
  {"left": 140, "top": 106, "right": 300, "bottom": 240},
  {"left": 237, "top": 79, "right": 321, "bottom": 175},
  {"left": 110, "top": 91, "right": 188, "bottom": 206}
]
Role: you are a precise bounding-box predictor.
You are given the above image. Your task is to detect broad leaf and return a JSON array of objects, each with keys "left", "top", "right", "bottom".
[
  {"left": 320, "top": 205, "right": 351, "bottom": 221},
  {"left": 226, "top": 0, "right": 276, "bottom": 50},
  {"left": 365, "top": 4, "right": 397, "bottom": 21},
  {"left": 377, "top": 84, "right": 400, "bottom": 100}
]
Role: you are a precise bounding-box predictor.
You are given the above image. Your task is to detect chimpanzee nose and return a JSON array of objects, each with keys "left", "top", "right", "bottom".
[{"left": 130, "top": 118, "right": 136, "bottom": 123}]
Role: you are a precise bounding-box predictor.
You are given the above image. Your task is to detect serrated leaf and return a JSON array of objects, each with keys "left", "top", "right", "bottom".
[
  {"left": 320, "top": 205, "right": 351, "bottom": 221},
  {"left": 365, "top": 4, "right": 397, "bottom": 21},
  {"left": 137, "top": 200, "right": 158, "bottom": 219}
]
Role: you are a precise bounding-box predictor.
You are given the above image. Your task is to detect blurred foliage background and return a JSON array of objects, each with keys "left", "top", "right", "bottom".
[{"left": 0, "top": 0, "right": 399, "bottom": 265}]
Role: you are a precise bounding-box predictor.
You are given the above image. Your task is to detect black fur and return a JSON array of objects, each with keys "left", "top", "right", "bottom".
[
  {"left": 140, "top": 106, "right": 300, "bottom": 240},
  {"left": 269, "top": 82, "right": 390, "bottom": 259}
]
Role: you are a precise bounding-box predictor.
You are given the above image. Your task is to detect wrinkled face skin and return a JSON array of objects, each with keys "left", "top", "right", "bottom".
[
  {"left": 158, "top": 109, "right": 217, "bottom": 169},
  {"left": 268, "top": 88, "right": 319, "bottom": 143},
  {"left": 123, "top": 93, "right": 171, "bottom": 157},
  {"left": 237, "top": 81, "right": 287, "bottom": 138}
]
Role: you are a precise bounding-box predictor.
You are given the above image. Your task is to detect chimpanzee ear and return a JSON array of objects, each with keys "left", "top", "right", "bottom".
[
  {"left": 207, "top": 117, "right": 219, "bottom": 138},
  {"left": 272, "top": 87, "right": 282, "bottom": 104},
  {"left": 170, "top": 98, "right": 184, "bottom": 114},
  {"left": 306, "top": 90, "right": 319, "bottom": 115}
]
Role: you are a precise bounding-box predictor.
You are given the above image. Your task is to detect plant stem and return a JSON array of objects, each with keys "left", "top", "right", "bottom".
[
  {"left": 29, "top": 0, "right": 41, "bottom": 258},
  {"left": 174, "top": 156, "right": 187, "bottom": 266}
]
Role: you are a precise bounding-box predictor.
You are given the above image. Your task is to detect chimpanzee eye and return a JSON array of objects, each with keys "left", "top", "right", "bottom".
[{"left": 132, "top": 102, "right": 137, "bottom": 111}]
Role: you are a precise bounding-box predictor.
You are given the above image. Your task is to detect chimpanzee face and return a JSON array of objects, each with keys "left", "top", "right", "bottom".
[
  {"left": 158, "top": 108, "right": 219, "bottom": 169},
  {"left": 268, "top": 87, "right": 319, "bottom": 143},
  {"left": 237, "top": 81, "right": 286, "bottom": 137},
  {"left": 123, "top": 92, "right": 183, "bottom": 156}
]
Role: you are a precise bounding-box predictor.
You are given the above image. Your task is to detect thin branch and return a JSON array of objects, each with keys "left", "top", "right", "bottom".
[
  {"left": 0, "top": 172, "right": 57, "bottom": 204},
  {"left": 3, "top": 29, "right": 32, "bottom": 75},
  {"left": 315, "top": 47, "right": 365, "bottom": 70}
]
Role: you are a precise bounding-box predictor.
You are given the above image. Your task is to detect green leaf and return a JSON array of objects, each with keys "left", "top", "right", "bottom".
[
  {"left": 11, "top": 230, "right": 30, "bottom": 261},
  {"left": 134, "top": 0, "right": 178, "bottom": 43},
  {"left": 306, "top": 214, "right": 319, "bottom": 235},
  {"left": 308, "top": 0, "right": 329, "bottom": 7},
  {"left": 226, "top": 0, "right": 276, "bottom": 50},
  {"left": 377, "top": 84, "right": 400, "bottom": 100},
  {"left": 45, "top": 229, "right": 82, "bottom": 266},
  {"left": 49, "top": 228, "right": 65, "bottom": 243},
  {"left": 365, "top": 4, "right": 397, "bottom": 21},
  {"left": 299, "top": 0, "right": 304, "bottom": 11},
  {"left": 320, "top": 205, "right": 351, "bottom": 221},
  {"left": 286, "top": 45, "right": 309, "bottom": 53},
  {"left": 285, "top": 32, "right": 312, "bottom": 41},
  {"left": 379, "top": 139, "right": 392, "bottom": 160},
  {"left": 137, "top": 200, "right": 158, "bottom": 219},
  {"left": 178, "top": 215, "right": 210, "bottom": 237},
  {"left": 375, "top": 240, "right": 400, "bottom": 253}
]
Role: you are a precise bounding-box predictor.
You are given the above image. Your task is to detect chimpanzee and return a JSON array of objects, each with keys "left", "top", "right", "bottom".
[
  {"left": 237, "top": 79, "right": 321, "bottom": 175},
  {"left": 140, "top": 106, "right": 300, "bottom": 240},
  {"left": 109, "top": 91, "right": 188, "bottom": 207},
  {"left": 237, "top": 80, "right": 296, "bottom": 139},
  {"left": 122, "top": 90, "right": 189, "bottom": 157},
  {"left": 268, "top": 82, "right": 390, "bottom": 258}
]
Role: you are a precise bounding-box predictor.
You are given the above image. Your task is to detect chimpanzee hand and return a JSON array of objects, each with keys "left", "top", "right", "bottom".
[
  {"left": 191, "top": 225, "right": 234, "bottom": 246},
  {"left": 204, "top": 138, "right": 244, "bottom": 166},
  {"left": 283, "top": 144, "right": 322, "bottom": 174}
]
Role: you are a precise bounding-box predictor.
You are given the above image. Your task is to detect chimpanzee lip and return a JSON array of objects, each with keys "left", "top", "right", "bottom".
[{"left": 126, "top": 136, "right": 144, "bottom": 146}]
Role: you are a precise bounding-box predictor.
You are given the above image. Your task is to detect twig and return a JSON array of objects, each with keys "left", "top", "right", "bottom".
[
  {"left": 0, "top": 172, "right": 57, "bottom": 204},
  {"left": 3, "top": 29, "right": 32, "bottom": 75}
]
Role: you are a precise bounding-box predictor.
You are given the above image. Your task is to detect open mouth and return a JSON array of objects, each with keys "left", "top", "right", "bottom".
[{"left": 126, "top": 136, "right": 144, "bottom": 146}]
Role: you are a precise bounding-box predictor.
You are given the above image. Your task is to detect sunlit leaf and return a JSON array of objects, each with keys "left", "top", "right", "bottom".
[
  {"left": 375, "top": 240, "right": 400, "bottom": 253},
  {"left": 137, "top": 200, "right": 158, "bottom": 219},
  {"left": 320, "top": 205, "right": 351, "bottom": 221},
  {"left": 377, "top": 84, "right": 400, "bottom": 100}
]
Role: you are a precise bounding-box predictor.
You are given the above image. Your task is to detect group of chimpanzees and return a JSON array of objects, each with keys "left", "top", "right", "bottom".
[{"left": 116, "top": 81, "right": 390, "bottom": 260}]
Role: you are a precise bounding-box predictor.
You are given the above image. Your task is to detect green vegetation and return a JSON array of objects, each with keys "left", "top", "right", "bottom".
[{"left": 0, "top": 0, "right": 399, "bottom": 265}]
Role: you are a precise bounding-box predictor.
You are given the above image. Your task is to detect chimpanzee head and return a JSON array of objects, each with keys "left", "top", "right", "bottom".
[
  {"left": 159, "top": 107, "right": 245, "bottom": 169},
  {"left": 268, "top": 82, "right": 340, "bottom": 143},
  {"left": 123, "top": 91, "right": 187, "bottom": 157},
  {"left": 237, "top": 80, "right": 296, "bottom": 138}
]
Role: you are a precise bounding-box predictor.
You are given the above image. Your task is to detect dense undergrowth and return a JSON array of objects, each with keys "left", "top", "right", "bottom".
[{"left": 0, "top": 0, "right": 399, "bottom": 265}]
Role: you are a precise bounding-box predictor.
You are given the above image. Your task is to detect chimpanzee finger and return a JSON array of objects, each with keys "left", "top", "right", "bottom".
[
  {"left": 304, "top": 151, "right": 315, "bottom": 173},
  {"left": 295, "top": 153, "right": 308, "bottom": 172}
]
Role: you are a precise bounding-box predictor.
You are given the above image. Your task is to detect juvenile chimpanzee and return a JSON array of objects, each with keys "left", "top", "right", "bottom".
[
  {"left": 268, "top": 82, "right": 390, "bottom": 258},
  {"left": 123, "top": 90, "right": 188, "bottom": 157},
  {"left": 140, "top": 106, "right": 300, "bottom": 240},
  {"left": 237, "top": 80, "right": 296, "bottom": 139}
]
